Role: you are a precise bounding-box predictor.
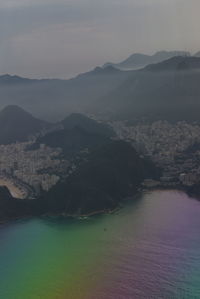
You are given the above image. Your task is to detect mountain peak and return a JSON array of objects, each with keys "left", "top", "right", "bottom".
[
  {"left": 93, "top": 65, "right": 120, "bottom": 74},
  {"left": 0, "top": 74, "right": 31, "bottom": 84},
  {"left": 61, "top": 113, "right": 115, "bottom": 137},
  {"left": 1, "top": 105, "right": 29, "bottom": 114},
  {"left": 103, "top": 50, "right": 191, "bottom": 70},
  {"left": 144, "top": 56, "right": 200, "bottom": 72},
  {"left": 0, "top": 105, "right": 48, "bottom": 145}
]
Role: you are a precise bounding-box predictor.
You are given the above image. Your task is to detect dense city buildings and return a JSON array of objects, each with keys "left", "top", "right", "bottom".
[
  {"left": 111, "top": 120, "right": 200, "bottom": 187},
  {"left": 2, "top": 119, "right": 200, "bottom": 199},
  {"left": 0, "top": 141, "right": 69, "bottom": 198}
]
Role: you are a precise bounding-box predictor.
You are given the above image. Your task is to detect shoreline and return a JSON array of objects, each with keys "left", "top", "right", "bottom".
[
  {"left": 0, "top": 179, "right": 25, "bottom": 199},
  {"left": 142, "top": 183, "right": 200, "bottom": 199},
  {"left": 0, "top": 176, "right": 32, "bottom": 199},
  {"left": 0, "top": 185, "right": 199, "bottom": 226}
]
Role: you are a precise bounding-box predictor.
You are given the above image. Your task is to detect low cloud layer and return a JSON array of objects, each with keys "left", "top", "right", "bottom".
[{"left": 0, "top": 0, "right": 199, "bottom": 78}]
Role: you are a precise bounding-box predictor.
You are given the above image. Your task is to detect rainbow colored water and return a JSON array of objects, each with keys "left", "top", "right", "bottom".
[{"left": 0, "top": 190, "right": 200, "bottom": 298}]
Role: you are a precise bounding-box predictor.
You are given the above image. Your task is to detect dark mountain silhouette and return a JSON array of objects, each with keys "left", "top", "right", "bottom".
[
  {"left": 103, "top": 51, "right": 190, "bottom": 70},
  {"left": 31, "top": 127, "right": 110, "bottom": 158},
  {"left": 31, "top": 113, "right": 114, "bottom": 157},
  {"left": 0, "top": 141, "right": 160, "bottom": 222},
  {"left": 44, "top": 141, "right": 159, "bottom": 215},
  {"left": 61, "top": 113, "right": 115, "bottom": 137},
  {"left": 0, "top": 105, "right": 49, "bottom": 144}
]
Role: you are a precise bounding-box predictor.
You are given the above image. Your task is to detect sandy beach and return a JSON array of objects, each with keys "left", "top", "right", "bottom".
[{"left": 0, "top": 179, "right": 27, "bottom": 199}]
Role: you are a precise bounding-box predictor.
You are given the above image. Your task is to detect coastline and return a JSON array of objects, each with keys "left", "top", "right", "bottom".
[
  {"left": 0, "top": 184, "right": 199, "bottom": 226},
  {"left": 0, "top": 179, "right": 25, "bottom": 199},
  {"left": 0, "top": 175, "right": 32, "bottom": 199}
]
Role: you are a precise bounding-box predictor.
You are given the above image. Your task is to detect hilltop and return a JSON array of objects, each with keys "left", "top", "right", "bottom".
[
  {"left": 30, "top": 113, "right": 115, "bottom": 158},
  {"left": 43, "top": 141, "right": 160, "bottom": 215},
  {"left": 0, "top": 105, "right": 49, "bottom": 144},
  {"left": 61, "top": 113, "right": 114, "bottom": 137}
]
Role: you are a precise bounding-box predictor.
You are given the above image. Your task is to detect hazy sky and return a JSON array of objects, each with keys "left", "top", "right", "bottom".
[{"left": 0, "top": 0, "right": 199, "bottom": 79}]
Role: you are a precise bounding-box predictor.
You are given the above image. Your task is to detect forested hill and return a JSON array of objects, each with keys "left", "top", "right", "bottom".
[
  {"left": 61, "top": 113, "right": 114, "bottom": 137},
  {"left": 0, "top": 105, "right": 49, "bottom": 145},
  {"left": 44, "top": 141, "right": 160, "bottom": 215},
  {"left": 30, "top": 113, "right": 114, "bottom": 158},
  {"left": 0, "top": 141, "right": 160, "bottom": 222}
]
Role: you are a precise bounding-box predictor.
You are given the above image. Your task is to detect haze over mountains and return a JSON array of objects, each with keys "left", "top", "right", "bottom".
[
  {"left": 0, "top": 66, "right": 132, "bottom": 121},
  {"left": 98, "top": 55, "right": 200, "bottom": 122},
  {"left": 1, "top": 51, "right": 200, "bottom": 123},
  {"left": 2, "top": 50, "right": 200, "bottom": 221},
  {"left": 103, "top": 51, "right": 191, "bottom": 70},
  {"left": 144, "top": 56, "right": 200, "bottom": 71}
]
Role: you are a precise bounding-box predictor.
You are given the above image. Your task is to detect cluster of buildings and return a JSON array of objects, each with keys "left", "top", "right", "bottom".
[
  {"left": 111, "top": 120, "right": 200, "bottom": 187},
  {"left": 0, "top": 141, "right": 69, "bottom": 198},
  {"left": 2, "top": 118, "right": 200, "bottom": 199}
]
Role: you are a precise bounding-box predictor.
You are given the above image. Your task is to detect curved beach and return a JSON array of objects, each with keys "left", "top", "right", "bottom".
[{"left": 0, "top": 178, "right": 27, "bottom": 199}]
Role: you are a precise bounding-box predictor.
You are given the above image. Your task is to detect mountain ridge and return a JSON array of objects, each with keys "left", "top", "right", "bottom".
[
  {"left": 144, "top": 56, "right": 200, "bottom": 72},
  {"left": 103, "top": 50, "right": 191, "bottom": 70},
  {"left": 97, "top": 55, "right": 200, "bottom": 122},
  {"left": 0, "top": 66, "right": 133, "bottom": 121}
]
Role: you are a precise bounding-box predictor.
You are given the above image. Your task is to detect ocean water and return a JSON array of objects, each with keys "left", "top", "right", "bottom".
[{"left": 0, "top": 190, "right": 200, "bottom": 298}]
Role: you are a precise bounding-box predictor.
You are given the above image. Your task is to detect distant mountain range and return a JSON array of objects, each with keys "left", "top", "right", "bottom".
[
  {"left": 103, "top": 51, "right": 191, "bottom": 70},
  {"left": 0, "top": 74, "right": 33, "bottom": 85},
  {"left": 97, "top": 56, "right": 200, "bottom": 122},
  {"left": 0, "top": 105, "right": 49, "bottom": 145},
  {"left": 1, "top": 51, "right": 200, "bottom": 123},
  {"left": 144, "top": 56, "right": 200, "bottom": 71},
  {"left": 0, "top": 66, "right": 132, "bottom": 121},
  {"left": 0, "top": 50, "right": 192, "bottom": 121}
]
